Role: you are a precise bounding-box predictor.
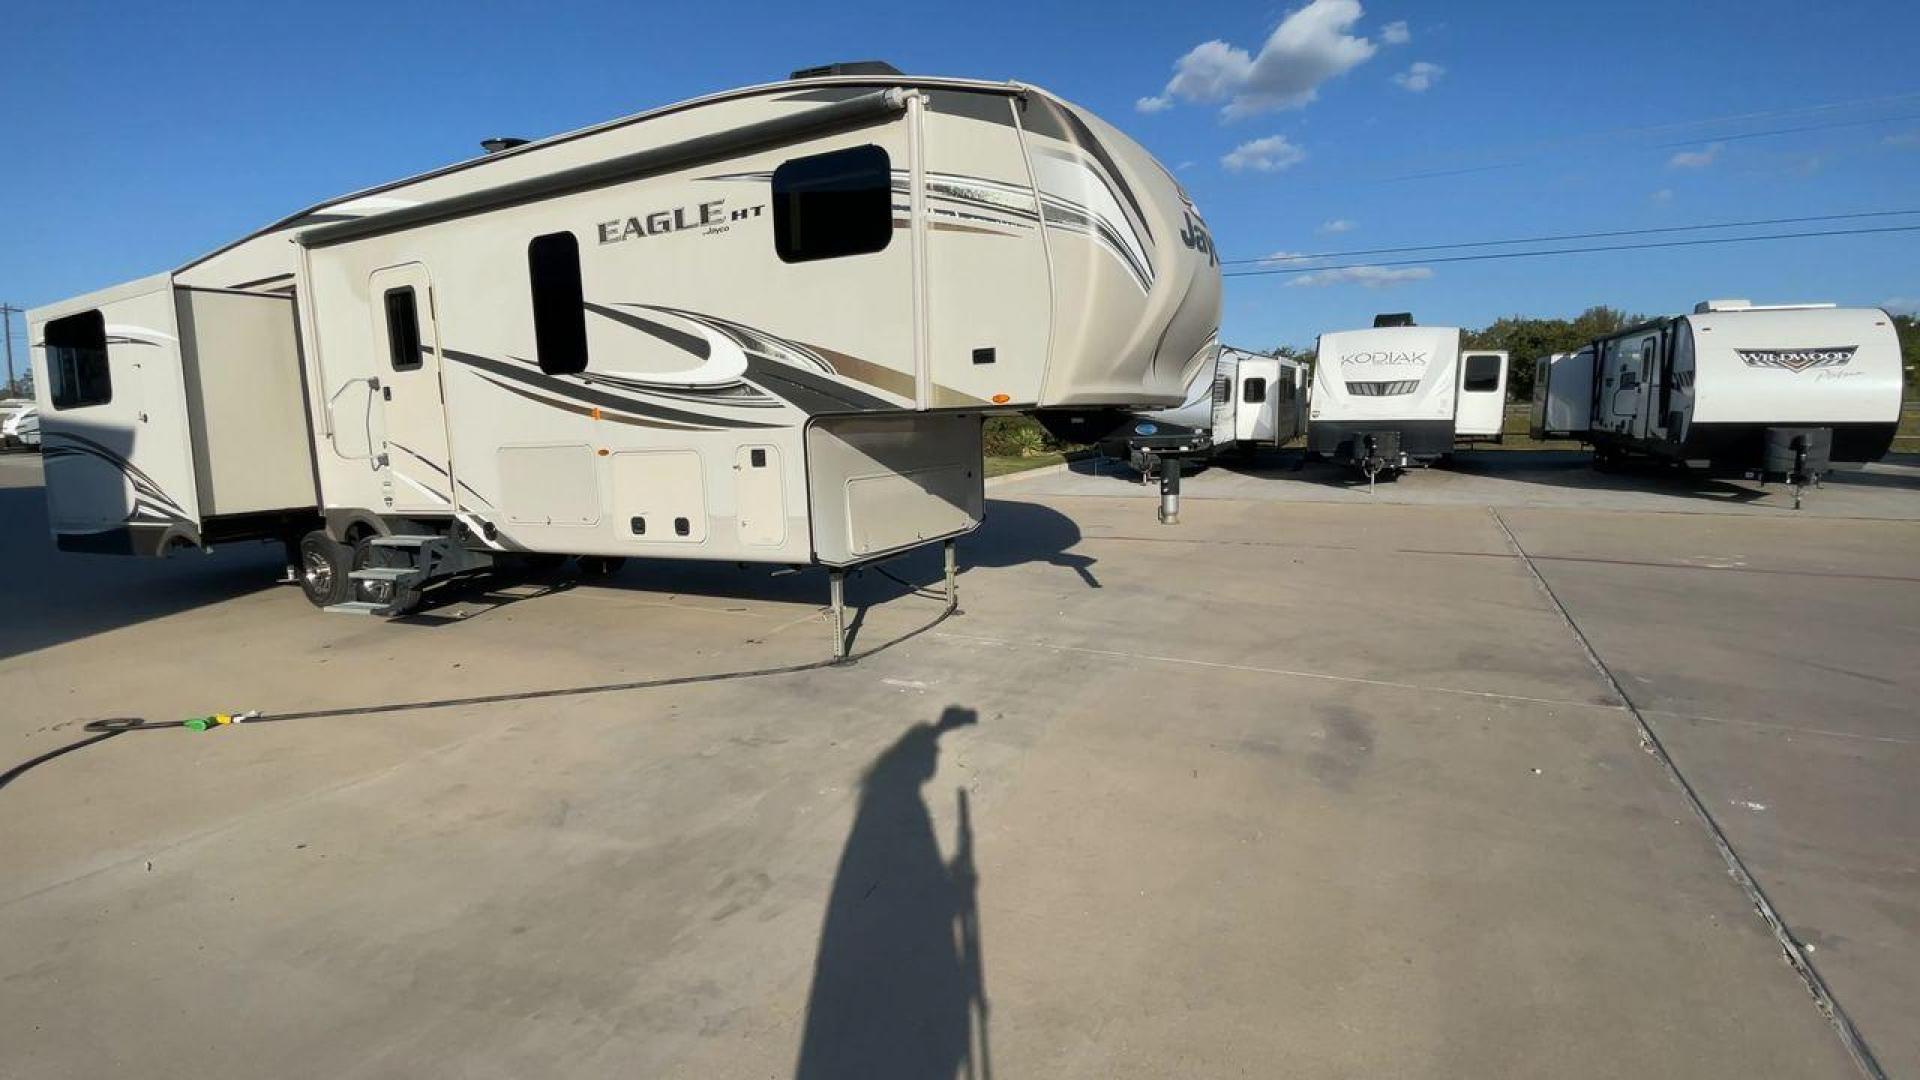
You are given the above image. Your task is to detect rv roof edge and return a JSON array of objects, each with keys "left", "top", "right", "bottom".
[
  {"left": 300, "top": 87, "right": 912, "bottom": 250},
  {"left": 1694, "top": 298, "right": 1839, "bottom": 314}
]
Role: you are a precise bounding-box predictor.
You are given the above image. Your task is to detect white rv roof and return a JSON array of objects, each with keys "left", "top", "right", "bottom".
[
  {"left": 178, "top": 74, "right": 1038, "bottom": 276},
  {"left": 1693, "top": 298, "right": 1838, "bottom": 313}
]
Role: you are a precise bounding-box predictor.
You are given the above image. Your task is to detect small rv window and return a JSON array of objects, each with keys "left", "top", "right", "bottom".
[
  {"left": 46, "top": 309, "right": 111, "bottom": 410},
  {"left": 383, "top": 288, "right": 422, "bottom": 371},
  {"left": 772, "top": 144, "right": 893, "bottom": 263},
  {"left": 1242, "top": 377, "right": 1267, "bottom": 404},
  {"left": 528, "top": 231, "right": 588, "bottom": 375},
  {"left": 1463, "top": 354, "right": 1502, "bottom": 393}
]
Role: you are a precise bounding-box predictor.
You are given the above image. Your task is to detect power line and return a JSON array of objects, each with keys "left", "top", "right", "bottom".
[
  {"left": 1319, "top": 94, "right": 1920, "bottom": 187},
  {"left": 1221, "top": 223, "right": 1920, "bottom": 278},
  {"left": 1220, "top": 208, "right": 1920, "bottom": 267},
  {"left": 1654, "top": 113, "right": 1920, "bottom": 149}
]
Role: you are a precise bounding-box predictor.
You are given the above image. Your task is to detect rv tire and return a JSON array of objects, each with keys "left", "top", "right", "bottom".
[{"left": 297, "top": 531, "right": 353, "bottom": 608}]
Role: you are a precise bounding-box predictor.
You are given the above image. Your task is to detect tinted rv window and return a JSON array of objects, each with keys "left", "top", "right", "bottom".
[
  {"left": 1242, "top": 377, "right": 1267, "bottom": 404},
  {"left": 528, "top": 231, "right": 588, "bottom": 375},
  {"left": 1463, "top": 354, "right": 1502, "bottom": 392},
  {"left": 383, "top": 288, "right": 422, "bottom": 371},
  {"left": 46, "top": 310, "right": 111, "bottom": 410},
  {"left": 772, "top": 144, "right": 893, "bottom": 263}
]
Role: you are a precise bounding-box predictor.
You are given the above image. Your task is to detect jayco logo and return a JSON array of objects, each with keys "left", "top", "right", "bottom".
[{"left": 1178, "top": 210, "right": 1216, "bottom": 266}]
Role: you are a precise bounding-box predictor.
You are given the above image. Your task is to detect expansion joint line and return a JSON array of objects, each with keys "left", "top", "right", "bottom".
[{"left": 1485, "top": 507, "right": 1885, "bottom": 1080}]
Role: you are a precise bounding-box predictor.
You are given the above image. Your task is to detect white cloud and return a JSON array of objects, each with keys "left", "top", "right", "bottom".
[
  {"left": 1650, "top": 188, "right": 1673, "bottom": 205},
  {"left": 1392, "top": 61, "right": 1444, "bottom": 92},
  {"left": 1884, "top": 297, "right": 1919, "bottom": 314},
  {"left": 1668, "top": 142, "right": 1723, "bottom": 169},
  {"left": 1381, "top": 20, "right": 1410, "bottom": 44},
  {"left": 1176, "top": 160, "right": 1196, "bottom": 171},
  {"left": 1317, "top": 218, "right": 1356, "bottom": 233},
  {"left": 1285, "top": 265, "right": 1433, "bottom": 287},
  {"left": 1259, "top": 250, "right": 1313, "bottom": 266},
  {"left": 1146, "top": 0, "right": 1378, "bottom": 120},
  {"left": 1883, "top": 131, "right": 1920, "bottom": 147},
  {"left": 1221, "top": 135, "right": 1308, "bottom": 173}
]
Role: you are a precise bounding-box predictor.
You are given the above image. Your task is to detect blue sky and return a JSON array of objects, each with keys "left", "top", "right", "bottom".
[{"left": 2, "top": 0, "right": 1916, "bottom": 354}]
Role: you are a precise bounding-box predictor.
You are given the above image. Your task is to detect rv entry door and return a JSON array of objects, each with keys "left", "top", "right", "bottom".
[{"left": 368, "top": 263, "right": 455, "bottom": 513}]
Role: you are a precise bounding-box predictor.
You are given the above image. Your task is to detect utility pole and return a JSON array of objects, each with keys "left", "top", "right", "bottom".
[{"left": 0, "top": 303, "right": 20, "bottom": 397}]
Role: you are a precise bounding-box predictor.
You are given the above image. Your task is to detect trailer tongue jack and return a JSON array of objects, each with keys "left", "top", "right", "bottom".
[{"left": 1157, "top": 457, "right": 1182, "bottom": 525}]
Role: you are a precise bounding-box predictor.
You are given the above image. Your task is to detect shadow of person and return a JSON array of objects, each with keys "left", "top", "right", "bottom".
[{"left": 796, "top": 706, "right": 990, "bottom": 1080}]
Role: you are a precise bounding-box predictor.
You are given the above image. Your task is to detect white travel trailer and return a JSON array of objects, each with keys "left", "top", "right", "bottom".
[
  {"left": 1308, "top": 314, "right": 1508, "bottom": 483},
  {"left": 1530, "top": 299, "right": 1903, "bottom": 504},
  {"left": 1206, "top": 347, "right": 1307, "bottom": 458},
  {"left": 28, "top": 65, "right": 1220, "bottom": 650},
  {"left": 1084, "top": 345, "right": 1305, "bottom": 475}
]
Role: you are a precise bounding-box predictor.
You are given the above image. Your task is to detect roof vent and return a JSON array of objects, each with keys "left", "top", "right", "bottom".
[
  {"left": 1694, "top": 298, "right": 1751, "bottom": 313},
  {"left": 1372, "top": 312, "right": 1415, "bottom": 328},
  {"left": 480, "top": 137, "right": 529, "bottom": 155},
  {"left": 789, "top": 60, "right": 903, "bottom": 80}
]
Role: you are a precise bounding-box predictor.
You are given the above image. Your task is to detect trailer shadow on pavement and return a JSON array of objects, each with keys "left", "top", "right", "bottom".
[
  {"left": 1442, "top": 451, "right": 1772, "bottom": 506},
  {"left": 0, "top": 479, "right": 287, "bottom": 662}
]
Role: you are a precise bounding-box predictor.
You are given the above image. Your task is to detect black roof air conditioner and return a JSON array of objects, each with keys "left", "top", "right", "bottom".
[{"left": 789, "top": 61, "right": 903, "bottom": 80}]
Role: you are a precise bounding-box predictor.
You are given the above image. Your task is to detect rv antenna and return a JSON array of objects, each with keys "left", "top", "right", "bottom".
[
  {"left": 480, "top": 137, "right": 529, "bottom": 154},
  {"left": 1373, "top": 312, "right": 1415, "bottom": 328}
]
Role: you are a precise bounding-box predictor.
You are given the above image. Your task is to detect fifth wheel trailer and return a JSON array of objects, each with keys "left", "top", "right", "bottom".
[
  {"left": 1529, "top": 299, "right": 1903, "bottom": 505},
  {"left": 1307, "top": 315, "right": 1508, "bottom": 483},
  {"left": 28, "top": 65, "right": 1221, "bottom": 651}
]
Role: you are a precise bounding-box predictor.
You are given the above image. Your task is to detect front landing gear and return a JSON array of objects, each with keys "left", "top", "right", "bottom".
[{"left": 828, "top": 539, "right": 960, "bottom": 660}]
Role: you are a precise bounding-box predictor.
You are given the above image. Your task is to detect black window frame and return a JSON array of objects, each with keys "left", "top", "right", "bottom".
[
  {"left": 46, "top": 309, "right": 112, "bottom": 410},
  {"left": 383, "top": 287, "right": 423, "bottom": 372},
  {"left": 1242, "top": 376, "right": 1268, "bottom": 404},
  {"left": 1462, "top": 353, "right": 1502, "bottom": 393},
  {"left": 771, "top": 144, "right": 894, "bottom": 264},
  {"left": 528, "top": 230, "right": 589, "bottom": 376}
]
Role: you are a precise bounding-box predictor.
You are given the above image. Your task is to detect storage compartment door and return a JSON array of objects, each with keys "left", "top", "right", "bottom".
[{"left": 735, "top": 444, "right": 787, "bottom": 547}]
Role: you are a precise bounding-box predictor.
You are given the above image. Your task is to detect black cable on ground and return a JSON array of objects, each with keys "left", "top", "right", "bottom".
[
  {"left": 1487, "top": 507, "right": 1885, "bottom": 1080},
  {"left": 0, "top": 602, "right": 957, "bottom": 795}
]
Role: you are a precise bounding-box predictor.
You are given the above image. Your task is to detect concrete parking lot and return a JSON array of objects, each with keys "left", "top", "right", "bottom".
[{"left": 3, "top": 449, "right": 1916, "bottom": 1078}]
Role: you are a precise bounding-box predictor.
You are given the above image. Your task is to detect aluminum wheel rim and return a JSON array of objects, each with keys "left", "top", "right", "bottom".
[{"left": 303, "top": 549, "right": 334, "bottom": 595}]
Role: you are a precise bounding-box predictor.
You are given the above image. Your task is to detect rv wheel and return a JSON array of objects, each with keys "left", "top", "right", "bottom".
[{"left": 297, "top": 530, "right": 353, "bottom": 608}]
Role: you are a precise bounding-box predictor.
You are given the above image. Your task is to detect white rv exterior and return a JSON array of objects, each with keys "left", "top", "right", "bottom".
[
  {"left": 1085, "top": 345, "right": 1304, "bottom": 473},
  {"left": 1530, "top": 300, "right": 1902, "bottom": 477},
  {"left": 28, "top": 70, "right": 1220, "bottom": 617},
  {"left": 1307, "top": 320, "right": 1508, "bottom": 473},
  {"left": 1207, "top": 347, "right": 1306, "bottom": 454}
]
